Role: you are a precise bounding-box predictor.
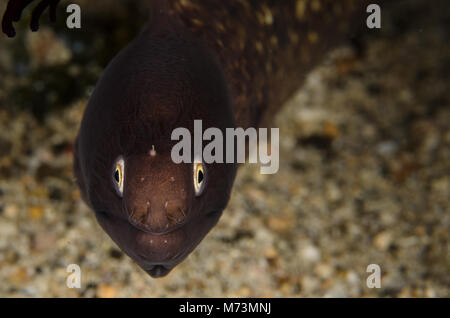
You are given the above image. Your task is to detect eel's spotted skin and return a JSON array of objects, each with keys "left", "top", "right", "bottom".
[{"left": 165, "top": 0, "right": 371, "bottom": 128}]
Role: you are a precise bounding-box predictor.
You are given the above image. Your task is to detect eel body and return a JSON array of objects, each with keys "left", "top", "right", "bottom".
[{"left": 69, "top": 0, "right": 372, "bottom": 278}]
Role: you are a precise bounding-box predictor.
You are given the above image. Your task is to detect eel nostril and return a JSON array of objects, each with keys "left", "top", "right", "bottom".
[
  {"left": 165, "top": 200, "right": 187, "bottom": 224},
  {"left": 128, "top": 200, "right": 186, "bottom": 233},
  {"left": 145, "top": 201, "right": 151, "bottom": 224},
  {"left": 128, "top": 207, "right": 137, "bottom": 222},
  {"left": 179, "top": 207, "right": 186, "bottom": 219}
]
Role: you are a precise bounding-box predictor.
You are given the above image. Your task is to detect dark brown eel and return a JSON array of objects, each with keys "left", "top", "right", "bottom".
[{"left": 3, "top": 0, "right": 375, "bottom": 278}]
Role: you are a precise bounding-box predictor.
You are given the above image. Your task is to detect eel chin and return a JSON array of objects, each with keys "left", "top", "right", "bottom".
[{"left": 95, "top": 209, "right": 223, "bottom": 278}]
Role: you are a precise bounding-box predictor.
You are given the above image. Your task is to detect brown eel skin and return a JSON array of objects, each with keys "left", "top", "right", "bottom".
[{"left": 2, "top": 0, "right": 376, "bottom": 278}]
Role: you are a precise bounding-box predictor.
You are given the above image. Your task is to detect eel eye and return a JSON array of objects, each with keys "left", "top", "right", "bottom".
[
  {"left": 113, "top": 156, "right": 125, "bottom": 197},
  {"left": 193, "top": 162, "right": 206, "bottom": 196}
]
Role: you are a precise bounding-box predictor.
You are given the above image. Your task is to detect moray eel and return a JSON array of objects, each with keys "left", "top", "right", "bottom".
[{"left": 3, "top": 0, "right": 374, "bottom": 278}]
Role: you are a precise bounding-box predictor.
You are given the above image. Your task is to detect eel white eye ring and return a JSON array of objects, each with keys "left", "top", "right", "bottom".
[
  {"left": 193, "top": 161, "right": 206, "bottom": 196},
  {"left": 113, "top": 156, "right": 125, "bottom": 197}
]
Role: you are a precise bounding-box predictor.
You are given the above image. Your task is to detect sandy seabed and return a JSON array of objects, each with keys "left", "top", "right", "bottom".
[{"left": 0, "top": 0, "right": 448, "bottom": 297}]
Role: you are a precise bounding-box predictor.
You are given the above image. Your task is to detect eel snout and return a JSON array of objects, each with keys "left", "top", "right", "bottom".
[{"left": 127, "top": 199, "right": 188, "bottom": 235}]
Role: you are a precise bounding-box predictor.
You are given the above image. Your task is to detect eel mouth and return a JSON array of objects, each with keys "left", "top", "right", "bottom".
[
  {"left": 127, "top": 214, "right": 188, "bottom": 236},
  {"left": 128, "top": 208, "right": 222, "bottom": 236},
  {"left": 96, "top": 209, "right": 224, "bottom": 278},
  {"left": 135, "top": 210, "right": 224, "bottom": 278}
]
